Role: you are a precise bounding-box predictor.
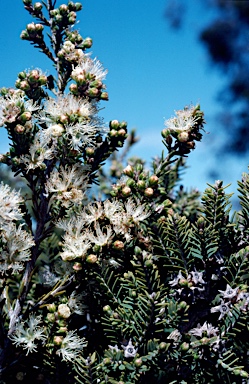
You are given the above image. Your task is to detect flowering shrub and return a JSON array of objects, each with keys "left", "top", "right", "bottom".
[{"left": 0, "top": 1, "right": 249, "bottom": 383}]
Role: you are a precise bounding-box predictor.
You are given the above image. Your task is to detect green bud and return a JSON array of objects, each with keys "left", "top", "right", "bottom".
[
  {"left": 109, "top": 120, "right": 119, "bottom": 129},
  {"left": 149, "top": 174, "right": 159, "bottom": 186},
  {"left": 159, "top": 342, "right": 167, "bottom": 350},
  {"left": 103, "top": 305, "right": 111, "bottom": 312},
  {"left": 23, "top": 0, "right": 32, "bottom": 4},
  {"left": 180, "top": 342, "right": 189, "bottom": 351},
  {"left": 134, "top": 358, "right": 142, "bottom": 367},
  {"left": 103, "top": 358, "right": 111, "bottom": 365},
  {"left": 59, "top": 4, "right": 68, "bottom": 14},
  {"left": 144, "top": 259, "right": 153, "bottom": 268},
  {"left": 137, "top": 180, "right": 146, "bottom": 190},
  {"left": 20, "top": 111, "right": 32, "bottom": 123},
  {"left": 134, "top": 246, "right": 142, "bottom": 255},
  {"left": 83, "top": 37, "right": 93, "bottom": 48},
  {"left": 73, "top": 262, "right": 82, "bottom": 271},
  {"left": 144, "top": 187, "right": 154, "bottom": 197},
  {"left": 26, "top": 22, "right": 36, "bottom": 32},
  {"left": 86, "top": 254, "right": 98, "bottom": 264},
  {"left": 100, "top": 91, "right": 109, "bottom": 100},
  {"left": 18, "top": 71, "right": 27, "bottom": 80},
  {"left": 113, "top": 240, "right": 125, "bottom": 251},
  {"left": 38, "top": 75, "right": 47, "bottom": 85},
  {"left": 75, "top": 2, "right": 83, "bottom": 11},
  {"left": 88, "top": 87, "right": 99, "bottom": 98},
  {"left": 69, "top": 83, "right": 78, "bottom": 94},
  {"left": 85, "top": 147, "right": 95, "bottom": 156},
  {"left": 47, "top": 303, "right": 57, "bottom": 312},
  {"left": 33, "top": 2, "right": 43, "bottom": 11},
  {"left": 121, "top": 186, "right": 131, "bottom": 197}
]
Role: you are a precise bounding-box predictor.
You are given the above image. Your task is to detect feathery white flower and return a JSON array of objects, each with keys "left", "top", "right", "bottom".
[
  {"left": 56, "top": 331, "right": 87, "bottom": 362},
  {"left": 164, "top": 105, "right": 197, "bottom": 134},
  {"left": 41, "top": 94, "right": 95, "bottom": 123},
  {"left": 10, "top": 315, "right": 47, "bottom": 355},
  {"left": 72, "top": 56, "right": 108, "bottom": 82},
  {"left": 124, "top": 198, "right": 151, "bottom": 224},
  {"left": 45, "top": 163, "right": 90, "bottom": 207},
  {"left": 88, "top": 223, "right": 113, "bottom": 247},
  {"left": 0, "top": 183, "right": 24, "bottom": 224},
  {"left": 0, "top": 223, "right": 35, "bottom": 274}
]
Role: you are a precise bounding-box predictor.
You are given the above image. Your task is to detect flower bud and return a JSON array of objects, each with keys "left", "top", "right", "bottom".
[
  {"left": 85, "top": 147, "right": 95, "bottom": 156},
  {"left": 186, "top": 141, "right": 195, "bottom": 149},
  {"left": 68, "top": 11, "right": 77, "bottom": 24},
  {"left": 38, "top": 75, "right": 47, "bottom": 85},
  {"left": 18, "top": 71, "right": 27, "bottom": 80},
  {"left": 19, "top": 80, "right": 31, "bottom": 91},
  {"left": 88, "top": 87, "right": 99, "bottom": 98},
  {"left": 103, "top": 358, "right": 112, "bottom": 365},
  {"left": 15, "top": 124, "right": 25, "bottom": 134},
  {"left": 144, "top": 187, "right": 154, "bottom": 197},
  {"left": 75, "top": 2, "right": 83, "bottom": 11},
  {"left": 20, "top": 30, "right": 29, "bottom": 40},
  {"left": 34, "top": 2, "right": 43, "bottom": 11},
  {"left": 123, "top": 164, "right": 134, "bottom": 177},
  {"left": 113, "top": 240, "right": 125, "bottom": 251},
  {"left": 69, "top": 83, "right": 78, "bottom": 94},
  {"left": 28, "top": 69, "right": 40, "bottom": 83},
  {"left": 137, "top": 180, "right": 146, "bottom": 190},
  {"left": 20, "top": 112, "right": 32, "bottom": 123},
  {"left": 53, "top": 336, "right": 64, "bottom": 346},
  {"left": 27, "top": 23, "right": 36, "bottom": 32},
  {"left": 47, "top": 313, "right": 55, "bottom": 322},
  {"left": 118, "top": 128, "right": 127, "bottom": 137},
  {"left": 159, "top": 342, "right": 167, "bottom": 350},
  {"left": 59, "top": 114, "right": 69, "bottom": 124},
  {"left": 103, "top": 305, "right": 111, "bottom": 312},
  {"left": 47, "top": 303, "right": 57, "bottom": 312},
  {"left": 23, "top": 0, "right": 32, "bottom": 4},
  {"left": 121, "top": 186, "right": 131, "bottom": 197},
  {"left": 100, "top": 92, "right": 109, "bottom": 100},
  {"left": 180, "top": 342, "right": 189, "bottom": 351},
  {"left": 59, "top": 4, "right": 68, "bottom": 14},
  {"left": 109, "top": 129, "right": 118, "bottom": 138},
  {"left": 58, "top": 304, "right": 71, "bottom": 319},
  {"left": 110, "top": 120, "right": 119, "bottom": 129},
  {"left": 82, "top": 37, "right": 92, "bottom": 49},
  {"left": 134, "top": 358, "right": 143, "bottom": 367},
  {"left": 86, "top": 254, "right": 98, "bottom": 264},
  {"left": 73, "top": 262, "right": 82, "bottom": 271},
  {"left": 178, "top": 131, "right": 189, "bottom": 142},
  {"left": 149, "top": 175, "right": 159, "bottom": 186}
]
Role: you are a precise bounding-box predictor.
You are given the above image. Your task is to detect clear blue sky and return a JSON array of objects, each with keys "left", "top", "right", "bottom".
[{"left": 0, "top": 0, "right": 246, "bottom": 197}]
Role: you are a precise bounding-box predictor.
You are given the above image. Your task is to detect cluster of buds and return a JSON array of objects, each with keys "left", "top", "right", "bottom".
[
  {"left": 20, "top": 21, "right": 44, "bottom": 42},
  {"left": 15, "top": 69, "right": 48, "bottom": 99},
  {"left": 58, "top": 40, "right": 84, "bottom": 64},
  {"left": 65, "top": 29, "right": 92, "bottom": 50},
  {"left": 22, "top": 1, "right": 43, "bottom": 14},
  {"left": 50, "top": 2, "right": 82, "bottom": 27},
  {"left": 108, "top": 120, "right": 128, "bottom": 149},
  {"left": 69, "top": 56, "right": 108, "bottom": 101},
  {"left": 162, "top": 105, "right": 205, "bottom": 155},
  {"left": 46, "top": 301, "right": 71, "bottom": 333},
  {"left": 0, "top": 88, "right": 35, "bottom": 134},
  {"left": 111, "top": 161, "right": 161, "bottom": 200}
]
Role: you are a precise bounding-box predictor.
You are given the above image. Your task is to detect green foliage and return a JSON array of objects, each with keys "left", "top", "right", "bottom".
[{"left": 1, "top": 1, "right": 249, "bottom": 384}]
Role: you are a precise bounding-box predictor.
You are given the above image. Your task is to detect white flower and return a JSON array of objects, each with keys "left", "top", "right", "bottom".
[
  {"left": 189, "top": 270, "right": 205, "bottom": 285},
  {"left": 167, "top": 329, "right": 182, "bottom": 343},
  {"left": 68, "top": 291, "right": 86, "bottom": 315},
  {"left": 218, "top": 284, "right": 239, "bottom": 300},
  {"left": 56, "top": 331, "right": 87, "bottom": 362},
  {"left": 189, "top": 322, "right": 219, "bottom": 338},
  {"left": 122, "top": 339, "right": 137, "bottom": 358},
  {"left": 168, "top": 270, "right": 186, "bottom": 286},
  {"left": 0, "top": 223, "right": 35, "bottom": 275},
  {"left": 20, "top": 133, "right": 56, "bottom": 171},
  {"left": 124, "top": 198, "right": 151, "bottom": 224},
  {"left": 65, "top": 121, "right": 98, "bottom": 150},
  {"left": 211, "top": 301, "right": 233, "bottom": 320},
  {"left": 88, "top": 223, "right": 113, "bottom": 247},
  {"left": 108, "top": 344, "right": 120, "bottom": 352},
  {"left": 41, "top": 94, "right": 96, "bottom": 123},
  {"left": 72, "top": 56, "right": 108, "bottom": 82},
  {"left": 0, "top": 182, "right": 24, "bottom": 224},
  {"left": 60, "top": 232, "right": 91, "bottom": 261},
  {"left": 164, "top": 105, "right": 197, "bottom": 134},
  {"left": 10, "top": 315, "right": 47, "bottom": 354},
  {"left": 45, "top": 163, "right": 90, "bottom": 207},
  {"left": 58, "top": 304, "right": 71, "bottom": 319}
]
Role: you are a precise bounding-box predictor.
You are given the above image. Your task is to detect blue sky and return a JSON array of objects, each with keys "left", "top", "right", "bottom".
[{"left": 0, "top": 0, "right": 246, "bottom": 198}]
